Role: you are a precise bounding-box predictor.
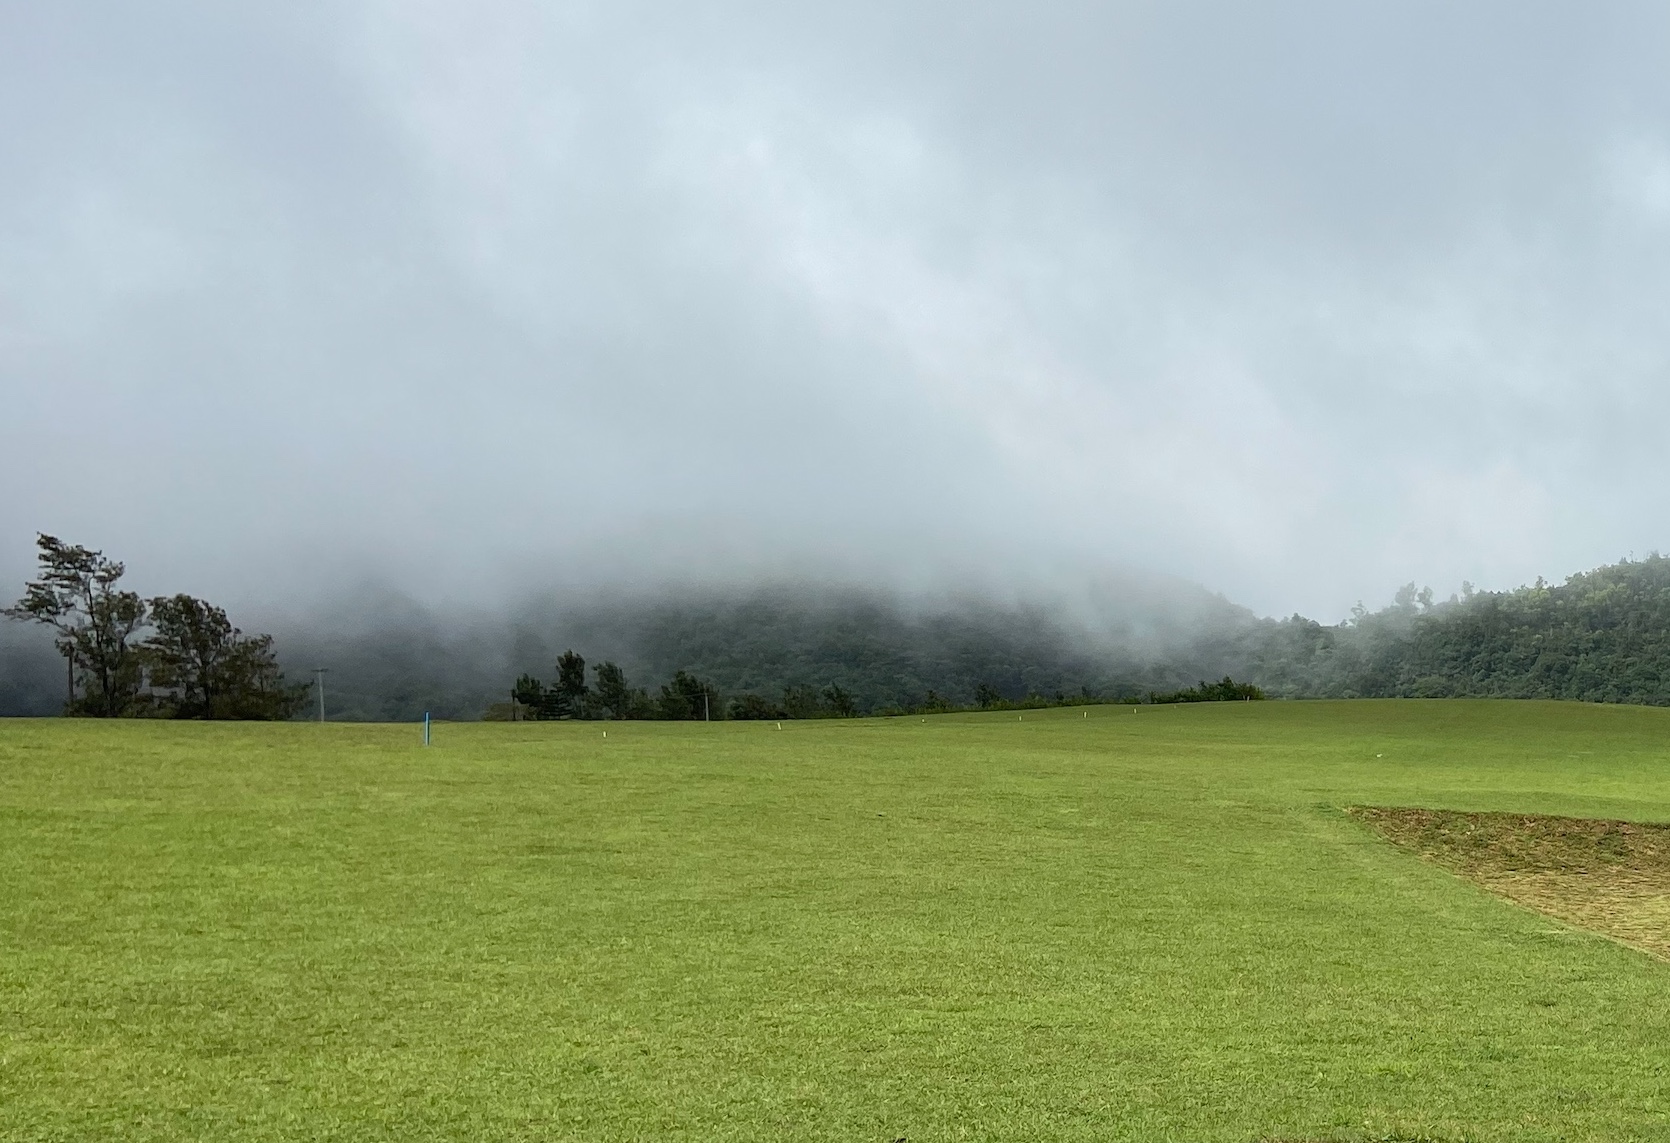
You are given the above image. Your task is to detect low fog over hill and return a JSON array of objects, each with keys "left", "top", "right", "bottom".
[
  {"left": 259, "top": 569, "right": 1263, "bottom": 721},
  {"left": 14, "top": 552, "right": 1670, "bottom": 718},
  {"left": 8, "top": 5, "right": 1670, "bottom": 719},
  {"left": 9, "top": 4, "right": 1670, "bottom": 634},
  {"left": 0, "top": 562, "right": 1266, "bottom": 719}
]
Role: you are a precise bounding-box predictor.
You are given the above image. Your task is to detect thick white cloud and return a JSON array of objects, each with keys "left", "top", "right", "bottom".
[{"left": 4, "top": 0, "right": 1670, "bottom": 619}]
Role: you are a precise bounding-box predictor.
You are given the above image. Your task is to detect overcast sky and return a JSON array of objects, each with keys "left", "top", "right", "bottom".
[{"left": 4, "top": 1, "right": 1669, "bottom": 620}]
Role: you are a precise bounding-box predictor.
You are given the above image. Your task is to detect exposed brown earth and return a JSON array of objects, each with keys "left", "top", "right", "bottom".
[{"left": 1350, "top": 806, "right": 1670, "bottom": 959}]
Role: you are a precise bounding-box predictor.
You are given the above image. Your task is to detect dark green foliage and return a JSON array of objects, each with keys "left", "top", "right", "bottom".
[
  {"left": 781, "top": 684, "right": 823, "bottom": 719},
  {"left": 554, "top": 649, "right": 589, "bottom": 717},
  {"left": 548, "top": 586, "right": 1174, "bottom": 716},
  {"left": 510, "top": 653, "right": 598, "bottom": 719},
  {"left": 592, "top": 661, "right": 627, "bottom": 716},
  {"left": 28, "top": 550, "right": 1670, "bottom": 722},
  {"left": 726, "top": 692, "right": 780, "bottom": 720},
  {"left": 3, "top": 535, "right": 306, "bottom": 720},
  {"left": 1240, "top": 556, "right": 1670, "bottom": 705},
  {"left": 724, "top": 682, "right": 858, "bottom": 721},
  {"left": 593, "top": 660, "right": 651, "bottom": 720},
  {"left": 155, "top": 580, "right": 1231, "bottom": 722},
  {"left": 1148, "top": 676, "right": 1265, "bottom": 703},
  {"left": 4, "top": 534, "right": 147, "bottom": 716},
  {"left": 512, "top": 673, "right": 545, "bottom": 714},
  {"left": 658, "top": 670, "right": 717, "bottom": 720},
  {"left": 823, "top": 683, "right": 856, "bottom": 717},
  {"left": 485, "top": 557, "right": 1670, "bottom": 716},
  {"left": 144, "top": 594, "right": 309, "bottom": 720}
]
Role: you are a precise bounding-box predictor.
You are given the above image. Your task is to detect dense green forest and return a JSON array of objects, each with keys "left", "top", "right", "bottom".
[
  {"left": 255, "top": 581, "right": 1242, "bottom": 721},
  {"left": 480, "top": 555, "right": 1670, "bottom": 716},
  {"left": 1236, "top": 555, "right": 1670, "bottom": 704},
  {"left": 9, "top": 553, "right": 1670, "bottom": 719}
]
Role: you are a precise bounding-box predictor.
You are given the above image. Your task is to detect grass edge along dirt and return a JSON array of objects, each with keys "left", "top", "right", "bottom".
[
  {"left": 1349, "top": 804, "right": 1670, "bottom": 962},
  {"left": 6, "top": 700, "right": 1670, "bottom": 1142}
]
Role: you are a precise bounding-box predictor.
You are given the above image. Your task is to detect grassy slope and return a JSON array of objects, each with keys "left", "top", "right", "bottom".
[{"left": 3, "top": 701, "right": 1670, "bottom": 1142}]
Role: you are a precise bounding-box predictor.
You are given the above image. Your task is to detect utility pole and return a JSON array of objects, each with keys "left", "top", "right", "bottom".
[
  {"left": 313, "top": 667, "right": 329, "bottom": 723},
  {"left": 704, "top": 689, "right": 710, "bottom": 722}
]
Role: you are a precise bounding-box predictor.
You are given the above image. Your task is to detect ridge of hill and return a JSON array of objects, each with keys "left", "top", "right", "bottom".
[
  {"left": 264, "top": 573, "right": 1258, "bottom": 721},
  {"left": 1240, "top": 554, "right": 1670, "bottom": 704},
  {"left": 8, "top": 556, "right": 1670, "bottom": 718}
]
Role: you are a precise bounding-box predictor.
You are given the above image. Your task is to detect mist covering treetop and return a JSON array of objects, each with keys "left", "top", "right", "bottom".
[{"left": 4, "top": 4, "right": 1670, "bottom": 621}]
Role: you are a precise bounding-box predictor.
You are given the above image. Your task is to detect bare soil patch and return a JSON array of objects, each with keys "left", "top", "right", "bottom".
[{"left": 1350, "top": 806, "right": 1670, "bottom": 958}]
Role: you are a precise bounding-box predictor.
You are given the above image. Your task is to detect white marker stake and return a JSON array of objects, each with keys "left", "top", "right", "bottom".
[{"left": 423, "top": 711, "right": 431, "bottom": 746}]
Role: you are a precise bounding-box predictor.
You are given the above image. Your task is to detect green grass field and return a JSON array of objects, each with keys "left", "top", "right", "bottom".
[{"left": 5, "top": 700, "right": 1670, "bottom": 1142}]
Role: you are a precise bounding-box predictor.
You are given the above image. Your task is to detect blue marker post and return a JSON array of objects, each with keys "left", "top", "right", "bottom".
[{"left": 423, "top": 711, "right": 431, "bottom": 746}]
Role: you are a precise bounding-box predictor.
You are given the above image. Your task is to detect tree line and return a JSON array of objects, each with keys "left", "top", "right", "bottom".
[
  {"left": 504, "top": 652, "right": 858, "bottom": 720},
  {"left": 501, "top": 648, "right": 1264, "bottom": 720},
  {"left": 1147, "top": 677, "right": 1265, "bottom": 703},
  {"left": 3, "top": 535, "right": 308, "bottom": 719},
  {"left": 456, "top": 555, "right": 1670, "bottom": 715},
  {"left": 25, "top": 534, "right": 1670, "bottom": 720},
  {"left": 508, "top": 651, "right": 695, "bottom": 720}
]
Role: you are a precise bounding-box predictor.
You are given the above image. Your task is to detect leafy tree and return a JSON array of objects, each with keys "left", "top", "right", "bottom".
[
  {"left": 782, "top": 684, "right": 823, "bottom": 719},
  {"left": 512, "top": 673, "right": 545, "bottom": 717},
  {"left": 726, "top": 692, "right": 780, "bottom": 720},
  {"left": 725, "top": 683, "right": 852, "bottom": 720},
  {"left": 144, "top": 593, "right": 309, "bottom": 719},
  {"left": 3, "top": 534, "right": 146, "bottom": 716},
  {"left": 592, "top": 660, "right": 653, "bottom": 719},
  {"left": 658, "top": 670, "right": 716, "bottom": 720},
  {"left": 555, "top": 649, "right": 589, "bottom": 718},
  {"left": 144, "top": 593, "right": 235, "bottom": 718},
  {"left": 974, "top": 681, "right": 1002, "bottom": 709},
  {"left": 508, "top": 674, "right": 561, "bottom": 720},
  {"left": 1148, "top": 676, "right": 1264, "bottom": 703},
  {"left": 823, "top": 683, "right": 856, "bottom": 717}
]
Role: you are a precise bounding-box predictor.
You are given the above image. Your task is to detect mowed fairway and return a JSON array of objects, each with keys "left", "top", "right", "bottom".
[{"left": 6, "top": 702, "right": 1670, "bottom": 1142}]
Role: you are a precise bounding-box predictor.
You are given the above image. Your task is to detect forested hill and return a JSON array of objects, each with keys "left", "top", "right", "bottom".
[
  {"left": 262, "top": 577, "right": 1262, "bottom": 721},
  {"left": 10, "top": 557, "right": 1670, "bottom": 717},
  {"left": 1235, "top": 555, "right": 1670, "bottom": 704},
  {"left": 268, "top": 554, "right": 1670, "bottom": 717}
]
